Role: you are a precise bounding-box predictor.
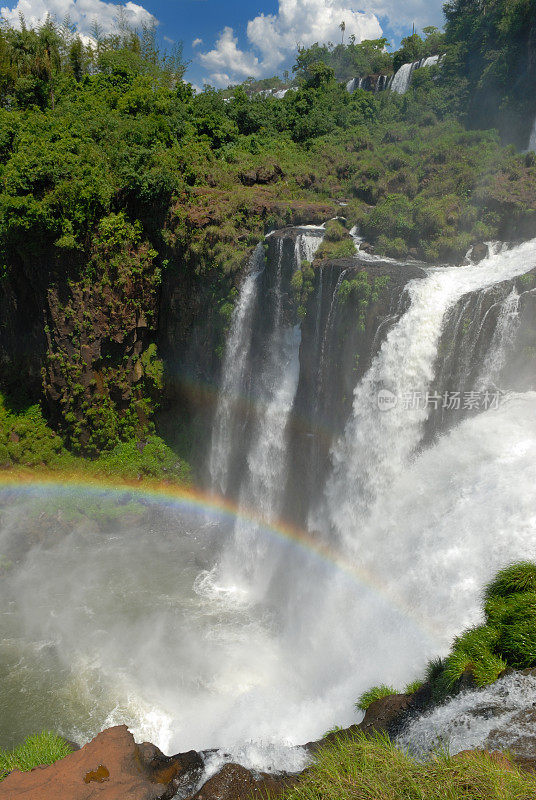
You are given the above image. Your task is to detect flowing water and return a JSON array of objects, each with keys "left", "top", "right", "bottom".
[{"left": 0, "top": 235, "right": 535, "bottom": 772}]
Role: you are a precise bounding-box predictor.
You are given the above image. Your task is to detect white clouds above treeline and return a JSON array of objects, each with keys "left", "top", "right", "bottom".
[
  {"left": 0, "top": 0, "right": 155, "bottom": 36},
  {"left": 199, "top": 0, "right": 445, "bottom": 87},
  {"left": 200, "top": 0, "right": 382, "bottom": 86}
]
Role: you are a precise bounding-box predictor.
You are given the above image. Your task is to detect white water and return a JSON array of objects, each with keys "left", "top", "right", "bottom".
[
  {"left": 390, "top": 55, "right": 441, "bottom": 94},
  {"left": 477, "top": 288, "right": 520, "bottom": 390},
  {"left": 398, "top": 671, "right": 536, "bottom": 757},
  {"left": 2, "top": 238, "right": 536, "bottom": 771},
  {"left": 528, "top": 116, "right": 536, "bottom": 152},
  {"left": 390, "top": 61, "right": 416, "bottom": 94},
  {"left": 209, "top": 244, "right": 265, "bottom": 494},
  {"left": 321, "top": 241, "right": 536, "bottom": 541}
]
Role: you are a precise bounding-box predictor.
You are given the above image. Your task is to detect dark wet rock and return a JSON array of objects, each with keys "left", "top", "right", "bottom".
[
  {"left": 305, "top": 692, "right": 414, "bottom": 755},
  {"left": 0, "top": 726, "right": 203, "bottom": 800},
  {"left": 471, "top": 242, "right": 489, "bottom": 262},
  {"left": 191, "top": 763, "right": 298, "bottom": 800}
]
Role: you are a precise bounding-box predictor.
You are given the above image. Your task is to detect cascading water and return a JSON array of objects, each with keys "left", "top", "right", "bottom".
[
  {"left": 319, "top": 243, "right": 536, "bottom": 541},
  {"left": 1, "top": 234, "right": 535, "bottom": 772},
  {"left": 390, "top": 54, "right": 441, "bottom": 94},
  {"left": 476, "top": 287, "right": 520, "bottom": 390},
  {"left": 398, "top": 670, "right": 536, "bottom": 758},
  {"left": 528, "top": 116, "right": 536, "bottom": 152},
  {"left": 208, "top": 244, "right": 265, "bottom": 495}
]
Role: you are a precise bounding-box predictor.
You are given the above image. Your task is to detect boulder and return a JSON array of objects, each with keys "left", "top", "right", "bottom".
[
  {"left": 305, "top": 692, "right": 414, "bottom": 754},
  {"left": 471, "top": 242, "right": 489, "bottom": 262},
  {"left": 192, "top": 763, "right": 297, "bottom": 800},
  {"left": 0, "top": 726, "right": 203, "bottom": 800}
]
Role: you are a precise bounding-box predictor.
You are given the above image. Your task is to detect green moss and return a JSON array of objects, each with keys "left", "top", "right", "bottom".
[
  {"left": 95, "top": 436, "right": 191, "bottom": 483},
  {"left": 442, "top": 626, "right": 506, "bottom": 690}
]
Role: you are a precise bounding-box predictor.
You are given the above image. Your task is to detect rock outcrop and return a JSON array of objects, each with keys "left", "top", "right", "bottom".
[
  {"left": 191, "top": 763, "right": 297, "bottom": 800},
  {"left": 0, "top": 726, "right": 203, "bottom": 800}
]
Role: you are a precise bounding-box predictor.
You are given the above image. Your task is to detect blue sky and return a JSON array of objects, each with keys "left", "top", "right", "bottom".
[{"left": 0, "top": 0, "right": 446, "bottom": 88}]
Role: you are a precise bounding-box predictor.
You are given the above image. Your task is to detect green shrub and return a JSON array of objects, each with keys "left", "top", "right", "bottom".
[
  {"left": 356, "top": 684, "right": 397, "bottom": 711},
  {"left": 0, "top": 732, "right": 72, "bottom": 781},
  {"left": 425, "top": 563, "right": 536, "bottom": 701},
  {"left": 442, "top": 625, "right": 506, "bottom": 690},
  {"left": 484, "top": 562, "right": 536, "bottom": 602},
  {"left": 95, "top": 435, "right": 191, "bottom": 483}
]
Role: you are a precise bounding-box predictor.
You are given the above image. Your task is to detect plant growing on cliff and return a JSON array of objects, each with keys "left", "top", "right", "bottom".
[
  {"left": 0, "top": 732, "right": 72, "bottom": 781},
  {"left": 426, "top": 562, "right": 536, "bottom": 700},
  {"left": 338, "top": 272, "right": 389, "bottom": 331},
  {"left": 356, "top": 684, "right": 397, "bottom": 711}
]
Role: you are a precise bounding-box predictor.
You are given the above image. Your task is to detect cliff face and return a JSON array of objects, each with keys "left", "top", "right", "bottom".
[
  {"left": 283, "top": 246, "right": 426, "bottom": 523},
  {"left": 425, "top": 265, "right": 536, "bottom": 439}
]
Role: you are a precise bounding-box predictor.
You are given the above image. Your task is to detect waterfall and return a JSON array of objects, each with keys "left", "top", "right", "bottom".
[
  {"left": 390, "top": 61, "right": 416, "bottom": 94},
  {"left": 390, "top": 54, "right": 441, "bottom": 95},
  {"left": 476, "top": 287, "right": 520, "bottom": 390},
  {"left": 206, "top": 228, "right": 323, "bottom": 590},
  {"left": 320, "top": 240, "right": 536, "bottom": 543},
  {"left": 209, "top": 244, "right": 265, "bottom": 495},
  {"left": 3, "top": 233, "right": 536, "bottom": 769},
  {"left": 528, "top": 116, "right": 536, "bottom": 152}
]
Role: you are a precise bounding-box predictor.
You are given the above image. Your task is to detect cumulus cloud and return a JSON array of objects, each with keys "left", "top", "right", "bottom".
[
  {"left": 359, "top": 0, "right": 444, "bottom": 33},
  {"left": 0, "top": 0, "right": 156, "bottom": 36},
  {"left": 199, "top": 0, "right": 382, "bottom": 84},
  {"left": 200, "top": 26, "right": 262, "bottom": 82},
  {"left": 192, "top": 37, "right": 203, "bottom": 48}
]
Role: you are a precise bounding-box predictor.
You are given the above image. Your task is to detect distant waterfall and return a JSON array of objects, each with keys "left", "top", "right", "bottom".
[
  {"left": 390, "top": 54, "right": 441, "bottom": 95},
  {"left": 528, "top": 116, "right": 536, "bottom": 152}
]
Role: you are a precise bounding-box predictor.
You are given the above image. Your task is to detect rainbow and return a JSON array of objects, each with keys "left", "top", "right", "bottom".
[{"left": 0, "top": 470, "right": 440, "bottom": 644}]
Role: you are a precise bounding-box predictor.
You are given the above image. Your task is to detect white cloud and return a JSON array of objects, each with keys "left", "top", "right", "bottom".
[
  {"left": 0, "top": 0, "right": 156, "bottom": 36},
  {"left": 359, "top": 0, "right": 444, "bottom": 33},
  {"left": 192, "top": 37, "right": 203, "bottom": 48},
  {"left": 199, "top": 0, "right": 382, "bottom": 83},
  {"left": 200, "top": 26, "right": 262, "bottom": 80},
  {"left": 208, "top": 72, "right": 231, "bottom": 88}
]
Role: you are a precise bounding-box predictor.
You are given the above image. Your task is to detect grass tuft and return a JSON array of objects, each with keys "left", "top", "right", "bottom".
[
  {"left": 281, "top": 731, "right": 536, "bottom": 800},
  {"left": 0, "top": 732, "right": 72, "bottom": 781},
  {"left": 356, "top": 685, "right": 397, "bottom": 711},
  {"left": 484, "top": 562, "right": 536, "bottom": 602}
]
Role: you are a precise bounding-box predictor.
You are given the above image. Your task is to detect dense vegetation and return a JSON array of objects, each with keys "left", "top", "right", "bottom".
[{"left": 0, "top": 0, "right": 534, "bottom": 470}]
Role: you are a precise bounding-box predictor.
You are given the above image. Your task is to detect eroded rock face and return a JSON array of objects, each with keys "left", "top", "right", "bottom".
[{"left": 0, "top": 726, "right": 203, "bottom": 800}]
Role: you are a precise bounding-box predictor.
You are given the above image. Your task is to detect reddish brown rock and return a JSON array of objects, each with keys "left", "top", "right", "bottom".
[
  {"left": 0, "top": 726, "right": 203, "bottom": 800},
  {"left": 192, "top": 763, "right": 298, "bottom": 800}
]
